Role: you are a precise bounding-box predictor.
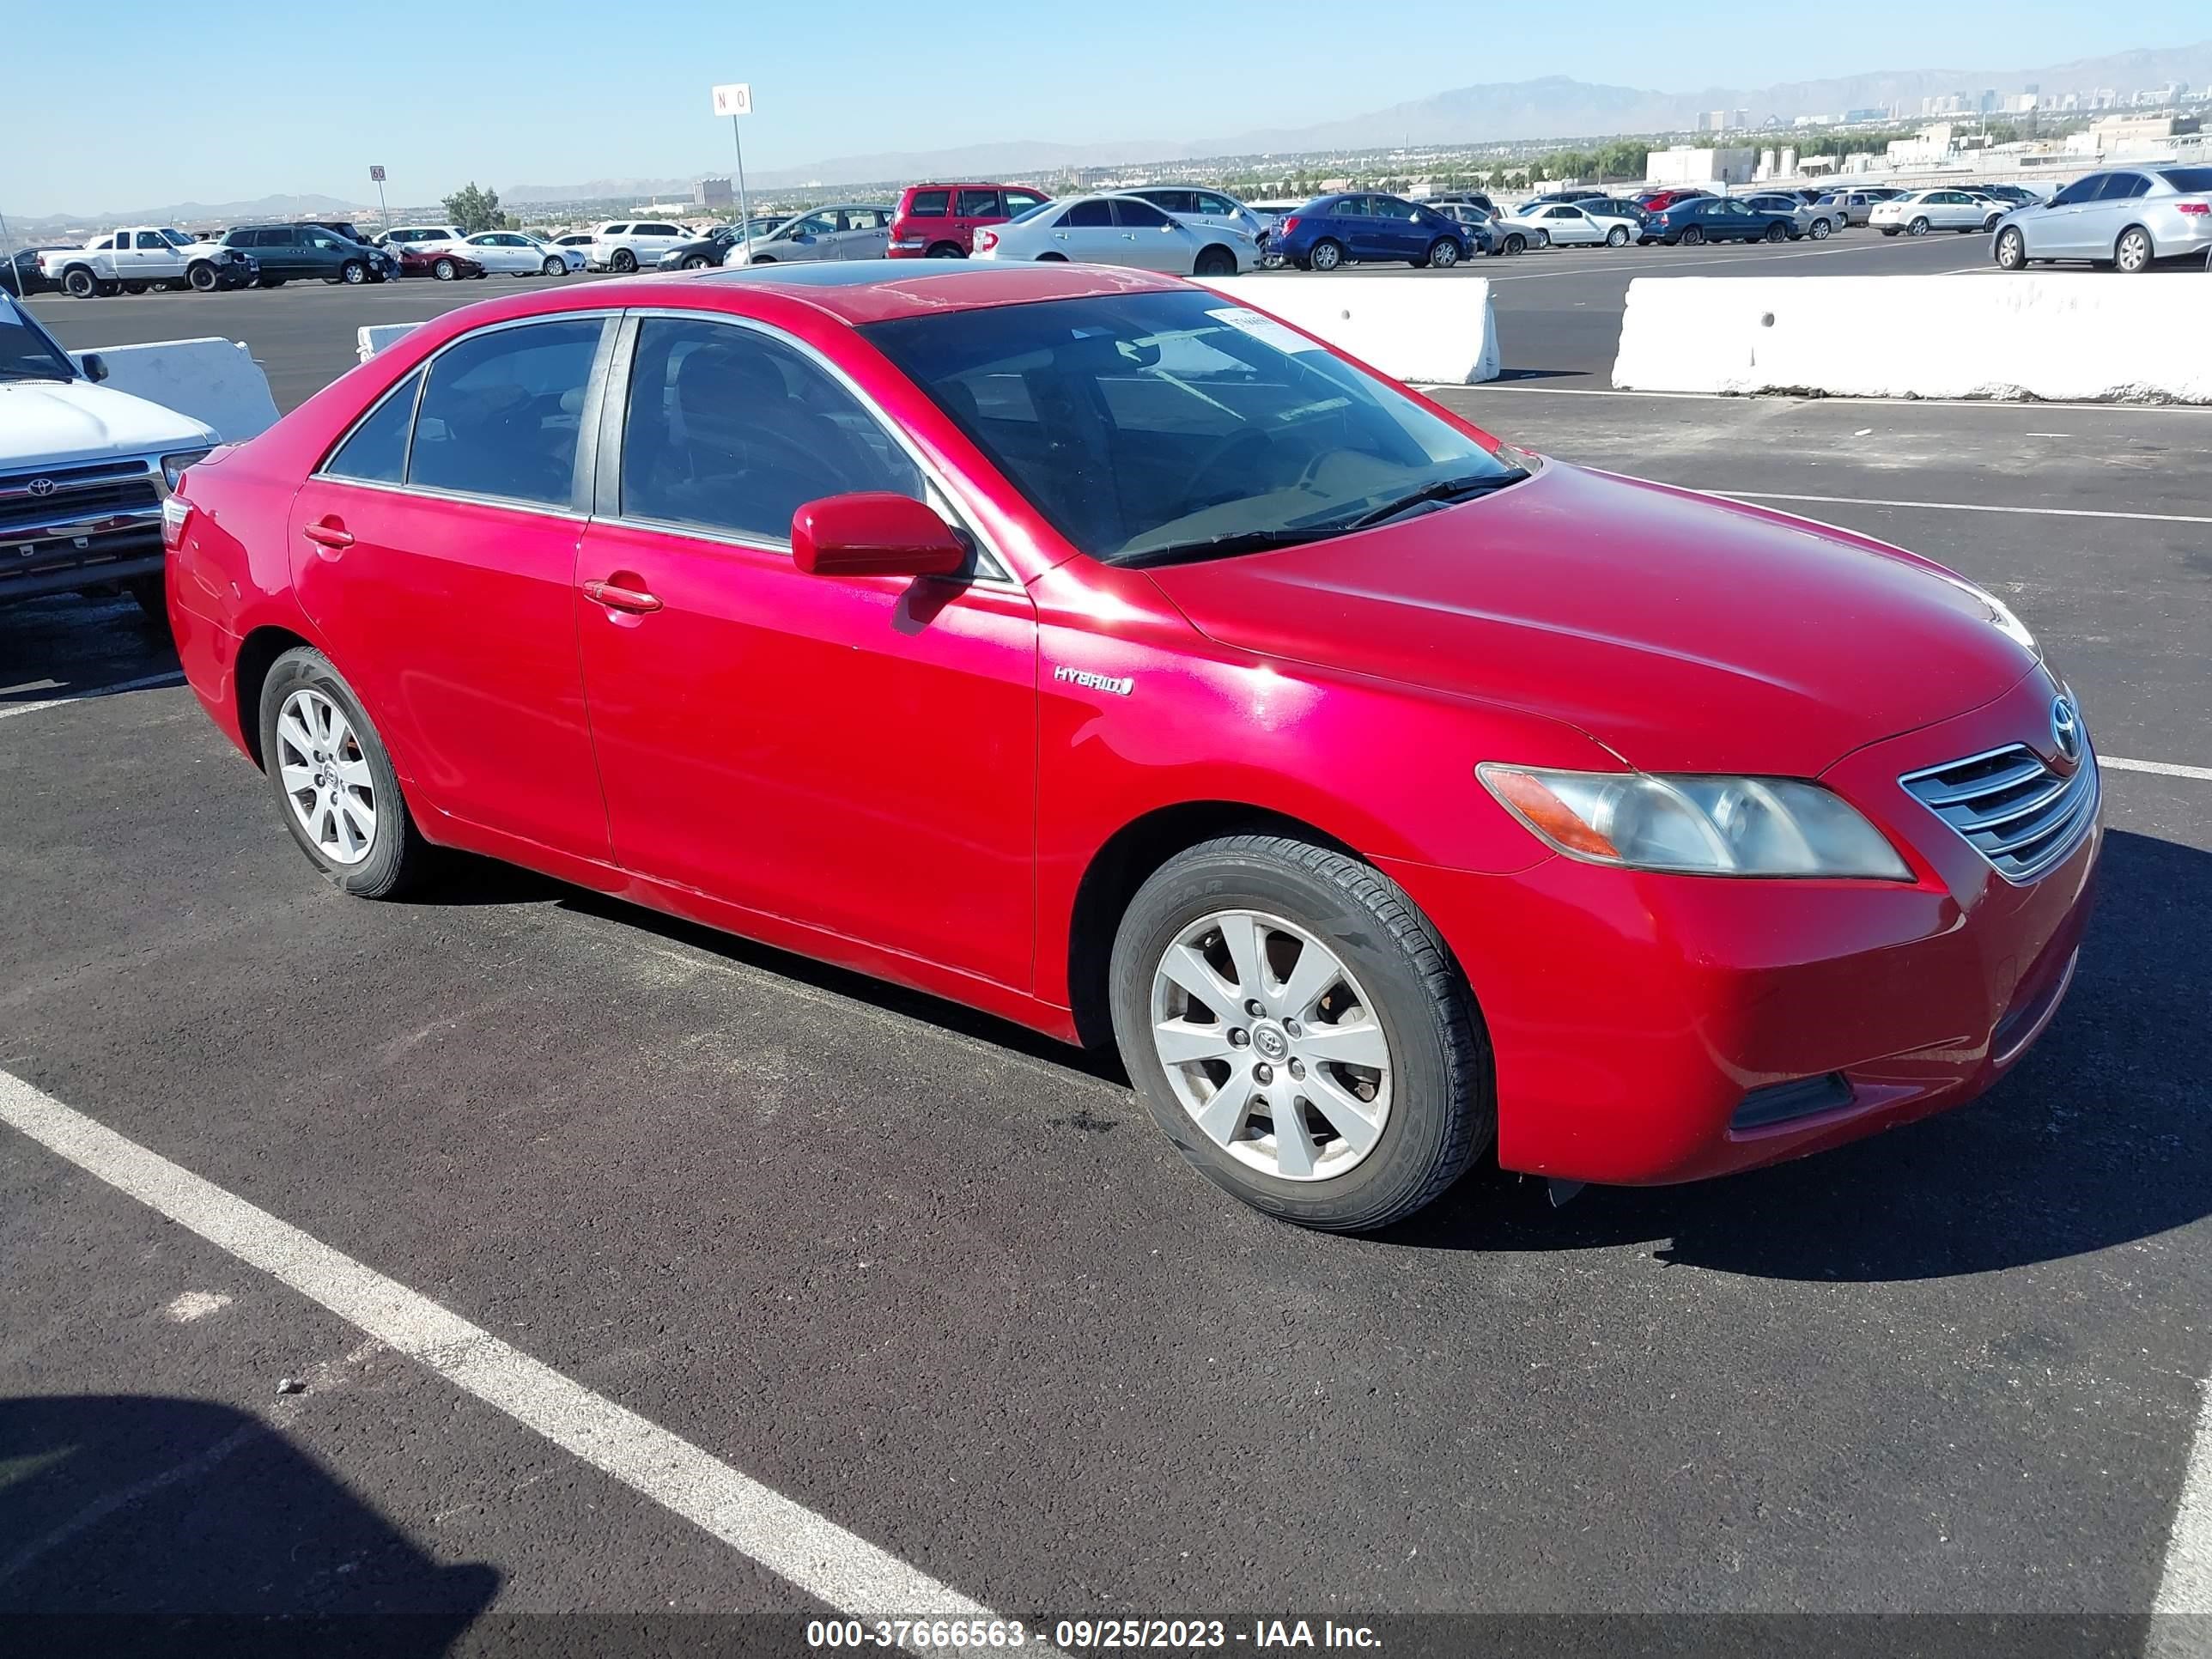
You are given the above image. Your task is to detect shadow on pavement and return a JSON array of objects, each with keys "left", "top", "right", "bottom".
[
  {"left": 0, "top": 594, "right": 176, "bottom": 704},
  {"left": 0, "top": 1394, "right": 497, "bottom": 1654},
  {"left": 1383, "top": 828, "right": 2212, "bottom": 1279}
]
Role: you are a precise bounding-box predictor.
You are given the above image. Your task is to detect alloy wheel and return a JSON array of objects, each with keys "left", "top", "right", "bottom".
[
  {"left": 2117, "top": 229, "right": 2152, "bottom": 272},
  {"left": 275, "top": 689, "right": 377, "bottom": 866},
  {"left": 1149, "top": 910, "right": 1393, "bottom": 1182}
]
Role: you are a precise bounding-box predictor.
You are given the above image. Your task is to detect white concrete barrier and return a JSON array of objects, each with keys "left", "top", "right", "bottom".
[
  {"left": 70, "top": 338, "right": 280, "bottom": 441},
  {"left": 1613, "top": 274, "right": 2212, "bottom": 403},
  {"left": 1196, "top": 276, "right": 1501, "bottom": 386},
  {"left": 358, "top": 323, "right": 421, "bottom": 364}
]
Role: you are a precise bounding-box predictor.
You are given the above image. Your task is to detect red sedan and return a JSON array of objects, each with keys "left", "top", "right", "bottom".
[
  {"left": 391, "top": 245, "right": 486, "bottom": 281},
  {"left": 161, "top": 264, "right": 2098, "bottom": 1231}
]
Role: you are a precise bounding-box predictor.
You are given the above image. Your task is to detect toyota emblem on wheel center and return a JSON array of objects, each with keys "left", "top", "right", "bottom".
[{"left": 2051, "top": 694, "right": 2081, "bottom": 765}]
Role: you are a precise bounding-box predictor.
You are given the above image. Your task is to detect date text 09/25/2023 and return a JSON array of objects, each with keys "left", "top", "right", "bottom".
[{"left": 805, "top": 1617, "right": 1383, "bottom": 1650}]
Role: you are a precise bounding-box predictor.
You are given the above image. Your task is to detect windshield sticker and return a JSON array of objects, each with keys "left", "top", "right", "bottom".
[{"left": 1206, "top": 307, "right": 1323, "bottom": 355}]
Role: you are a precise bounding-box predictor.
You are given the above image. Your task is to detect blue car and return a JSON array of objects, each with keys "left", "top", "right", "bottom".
[{"left": 1273, "top": 192, "right": 1477, "bottom": 270}]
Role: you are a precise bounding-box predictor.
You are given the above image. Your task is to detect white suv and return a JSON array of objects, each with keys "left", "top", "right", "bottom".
[
  {"left": 379, "top": 225, "right": 471, "bottom": 255},
  {"left": 591, "top": 222, "right": 690, "bottom": 272}
]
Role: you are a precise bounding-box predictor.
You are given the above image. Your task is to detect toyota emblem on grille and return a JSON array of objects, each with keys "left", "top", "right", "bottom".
[
  {"left": 26, "top": 477, "right": 56, "bottom": 497},
  {"left": 2050, "top": 695, "right": 2081, "bottom": 765}
]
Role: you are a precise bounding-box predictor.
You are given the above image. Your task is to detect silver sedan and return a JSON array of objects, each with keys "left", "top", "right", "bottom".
[
  {"left": 971, "top": 195, "right": 1254, "bottom": 276},
  {"left": 1991, "top": 166, "right": 2212, "bottom": 271},
  {"left": 1744, "top": 192, "right": 1845, "bottom": 239}
]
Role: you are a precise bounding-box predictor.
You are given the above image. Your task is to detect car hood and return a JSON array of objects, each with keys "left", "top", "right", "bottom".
[
  {"left": 1142, "top": 462, "right": 2037, "bottom": 776},
  {"left": 0, "top": 380, "right": 217, "bottom": 466}
]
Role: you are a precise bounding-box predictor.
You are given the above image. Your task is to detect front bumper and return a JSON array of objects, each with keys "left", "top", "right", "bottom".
[
  {"left": 0, "top": 459, "right": 169, "bottom": 604},
  {"left": 1387, "top": 668, "right": 2100, "bottom": 1187}
]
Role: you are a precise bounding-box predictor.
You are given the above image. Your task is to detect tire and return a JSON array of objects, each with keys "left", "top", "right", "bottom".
[
  {"left": 681, "top": 254, "right": 708, "bottom": 270},
  {"left": 1194, "top": 245, "right": 1238, "bottom": 276},
  {"left": 1981, "top": 216, "right": 2002, "bottom": 233},
  {"left": 1534, "top": 230, "right": 1550, "bottom": 250},
  {"left": 1109, "top": 835, "right": 1492, "bottom": 1233},
  {"left": 2115, "top": 226, "right": 2154, "bottom": 273},
  {"left": 1036, "top": 252, "right": 1068, "bottom": 262},
  {"left": 1907, "top": 217, "right": 1930, "bottom": 237},
  {"left": 432, "top": 258, "right": 458, "bottom": 282},
  {"left": 542, "top": 256, "right": 564, "bottom": 276},
  {"left": 1308, "top": 238, "right": 1345, "bottom": 271},
  {"left": 187, "top": 262, "right": 220, "bottom": 292},
  {"left": 1680, "top": 226, "right": 1705, "bottom": 246},
  {"left": 1425, "top": 237, "right": 1462, "bottom": 268},
  {"left": 122, "top": 281, "right": 149, "bottom": 295},
  {"left": 611, "top": 249, "right": 637, "bottom": 273},
  {"left": 127, "top": 574, "right": 168, "bottom": 632},
  {"left": 262, "top": 276, "right": 287, "bottom": 288},
  {"left": 1995, "top": 228, "right": 2027, "bottom": 271},
  {"left": 63, "top": 267, "right": 98, "bottom": 299},
  {"left": 1605, "top": 225, "right": 1629, "bottom": 246},
  {"left": 926, "top": 242, "right": 963, "bottom": 259},
  {"left": 1881, "top": 228, "right": 1899, "bottom": 237},
  {"left": 1500, "top": 234, "right": 1526, "bottom": 255},
  {"left": 258, "top": 647, "right": 432, "bottom": 899},
  {"left": 1763, "top": 222, "right": 1787, "bottom": 242},
  {"left": 1809, "top": 218, "right": 1831, "bottom": 240}
]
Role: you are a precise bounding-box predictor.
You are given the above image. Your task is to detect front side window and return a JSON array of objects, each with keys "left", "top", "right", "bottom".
[
  {"left": 323, "top": 369, "right": 424, "bottom": 483},
  {"left": 408, "top": 319, "right": 605, "bottom": 507},
  {"left": 618, "top": 318, "right": 923, "bottom": 544},
  {"left": 1113, "top": 199, "right": 1174, "bottom": 229},
  {"left": 781, "top": 215, "right": 837, "bottom": 240},
  {"left": 862, "top": 289, "right": 1524, "bottom": 566},
  {"left": 134, "top": 232, "right": 164, "bottom": 249},
  {"left": 2047, "top": 176, "right": 2103, "bottom": 207}
]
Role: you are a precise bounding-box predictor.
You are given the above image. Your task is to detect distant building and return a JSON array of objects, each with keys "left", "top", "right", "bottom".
[
  {"left": 1841, "top": 106, "right": 1888, "bottom": 124},
  {"left": 692, "top": 177, "right": 733, "bottom": 210},
  {"left": 1647, "top": 144, "right": 1756, "bottom": 186}
]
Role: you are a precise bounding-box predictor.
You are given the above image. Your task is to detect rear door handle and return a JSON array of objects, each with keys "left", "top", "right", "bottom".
[
  {"left": 302, "top": 522, "right": 353, "bottom": 549},
  {"left": 583, "top": 578, "right": 662, "bottom": 614}
]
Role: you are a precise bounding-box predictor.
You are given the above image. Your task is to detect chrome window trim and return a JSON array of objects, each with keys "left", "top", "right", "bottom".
[{"left": 604, "top": 307, "right": 1019, "bottom": 588}]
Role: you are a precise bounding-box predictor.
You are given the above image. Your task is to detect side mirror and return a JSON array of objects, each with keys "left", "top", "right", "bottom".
[
  {"left": 792, "top": 493, "right": 966, "bottom": 579},
  {"left": 81, "top": 353, "right": 109, "bottom": 384}
]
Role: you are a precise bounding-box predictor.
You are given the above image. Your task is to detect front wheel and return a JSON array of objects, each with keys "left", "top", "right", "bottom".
[
  {"left": 542, "top": 256, "right": 565, "bottom": 276},
  {"left": 611, "top": 249, "right": 637, "bottom": 273},
  {"left": 1907, "top": 217, "right": 1930, "bottom": 237},
  {"left": 339, "top": 259, "right": 368, "bottom": 284},
  {"left": 1994, "top": 228, "right": 2027, "bottom": 271},
  {"left": 258, "top": 648, "right": 433, "bottom": 899},
  {"left": 1109, "top": 836, "right": 1492, "bottom": 1233},
  {"left": 681, "top": 254, "right": 709, "bottom": 270},
  {"left": 1605, "top": 225, "right": 1629, "bottom": 246},
  {"left": 431, "top": 258, "right": 458, "bottom": 282},
  {"left": 1308, "top": 238, "right": 1345, "bottom": 271},
  {"left": 1425, "top": 237, "right": 1461, "bottom": 269},
  {"left": 1809, "top": 218, "right": 1832, "bottom": 240},
  {"left": 1194, "top": 244, "right": 1238, "bottom": 276},
  {"left": 2115, "top": 227, "right": 2154, "bottom": 273},
  {"left": 188, "top": 263, "right": 220, "bottom": 292}
]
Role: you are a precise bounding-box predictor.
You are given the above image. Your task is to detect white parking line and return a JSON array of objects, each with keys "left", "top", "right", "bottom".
[
  {"left": 2102, "top": 757, "right": 2212, "bottom": 783},
  {"left": 2155, "top": 1376, "right": 2212, "bottom": 1626},
  {"left": 0, "top": 1069, "right": 1039, "bottom": 1638},
  {"left": 1706, "top": 489, "right": 2212, "bottom": 526},
  {"left": 1437, "top": 385, "right": 2212, "bottom": 416},
  {"left": 0, "top": 671, "right": 184, "bottom": 722}
]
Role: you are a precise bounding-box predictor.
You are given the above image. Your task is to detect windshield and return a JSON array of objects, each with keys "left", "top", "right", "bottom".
[
  {"left": 862, "top": 289, "right": 1526, "bottom": 565},
  {"left": 0, "top": 296, "right": 78, "bottom": 381},
  {"left": 160, "top": 228, "right": 195, "bottom": 246}
]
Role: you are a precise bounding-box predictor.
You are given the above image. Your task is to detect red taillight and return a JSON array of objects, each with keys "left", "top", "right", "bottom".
[
  {"left": 1280, "top": 216, "right": 1300, "bottom": 235},
  {"left": 975, "top": 229, "right": 997, "bottom": 251},
  {"left": 2178, "top": 201, "right": 2209, "bottom": 216}
]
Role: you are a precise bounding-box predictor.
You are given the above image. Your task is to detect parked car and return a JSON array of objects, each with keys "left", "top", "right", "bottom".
[
  {"left": 1813, "top": 189, "right": 1896, "bottom": 227},
  {"left": 392, "top": 245, "right": 487, "bottom": 282},
  {"left": 165, "top": 262, "right": 2098, "bottom": 1233},
  {"left": 1745, "top": 191, "right": 1845, "bottom": 239},
  {"left": 37, "top": 227, "right": 259, "bottom": 296},
  {"left": 972, "top": 195, "right": 1253, "bottom": 276},
  {"left": 1493, "top": 202, "right": 1634, "bottom": 250},
  {"left": 2, "top": 246, "right": 82, "bottom": 297},
  {"left": 379, "top": 226, "right": 471, "bottom": 258},
  {"left": 1425, "top": 203, "right": 1500, "bottom": 253},
  {"left": 887, "top": 184, "right": 1053, "bottom": 258},
  {"left": 723, "top": 206, "right": 896, "bottom": 267},
  {"left": 1646, "top": 197, "right": 1801, "bottom": 246},
  {"left": 1991, "top": 167, "right": 2212, "bottom": 272},
  {"left": 1122, "top": 188, "right": 1279, "bottom": 252},
  {"left": 1273, "top": 193, "right": 1475, "bottom": 270},
  {"left": 461, "top": 232, "right": 576, "bottom": 276},
  {"left": 1428, "top": 192, "right": 1498, "bottom": 216},
  {"left": 589, "top": 221, "right": 693, "bottom": 273},
  {"left": 1577, "top": 197, "right": 1656, "bottom": 231},
  {"left": 1523, "top": 190, "right": 1612, "bottom": 208},
  {"left": 1632, "top": 187, "right": 1713, "bottom": 214},
  {"left": 1974, "top": 183, "right": 2042, "bottom": 209},
  {"left": 659, "top": 227, "right": 743, "bottom": 270},
  {"left": 1, "top": 289, "right": 213, "bottom": 619},
  {"left": 219, "top": 224, "right": 396, "bottom": 285},
  {"left": 1870, "top": 190, "right": 2002, "bottom": 237}
]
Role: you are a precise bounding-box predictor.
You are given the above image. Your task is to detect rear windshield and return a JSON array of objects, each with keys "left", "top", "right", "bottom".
[
  {"left": 862, "top": 289, "right": 1522, "bottom": 566},
  {"left": 905, "top": 190, "right": 951, "bottom": 217},
  {"left": 2159, "top": 168, "right": 2212, "bottom": 193}
]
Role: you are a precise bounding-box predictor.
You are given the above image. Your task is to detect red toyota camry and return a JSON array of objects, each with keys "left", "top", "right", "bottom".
[{"left": 163, "top": 264, "right": 2099, "bottom": 1231}]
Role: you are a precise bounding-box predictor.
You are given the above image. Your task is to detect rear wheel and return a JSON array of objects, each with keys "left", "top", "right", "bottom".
[
  {"left": 1308, "top": 238, "right": 1345, "bottom": 271},
  {"left": 1194, "top": 244, "right": 1237, "bottom": 276},
  {"left": 1425, "top": 237, "right": 1461, "bottom": 268},
  {"left": 63, "top": 267, "right": 98, "bottom": 298},
  {"left": 1036, "top": 252, "right": 1068, "bottom": 262},
  {"left": 258, "top": 648, "right": 432, "bottom": 899},
  {"left": 926, "top": 242, "right": 963, "bottom": 259},
  {"left": 611, "top": 249, "right": 637, "bottom": 273},
  {"left": 1109, "top": 836, "right": 1492, "bottom": 1233},
  {"left": 122, "top": 281, "right": 149, "bottom": 295},
  {"left": 1995, "top": 227, "right": 2027, "bottom": 270},
  {"left": 2115, "top": 226, "right": 2154, "bottom": 273},
  {"left": 1680, "top": 226, "right": 1705, "bottom": 246},
  {"left": 432, "top": 258, "right": 458, "bottom": 281},
  {"left": 1500, "top": 233, "right": 1527, "bottom": 255},
  {"left": 1907, "top": 216, "right": 1930, "bottom": 237},
  {"left": 1763, "top": 222, "right": 1788, "bottom": 242}
]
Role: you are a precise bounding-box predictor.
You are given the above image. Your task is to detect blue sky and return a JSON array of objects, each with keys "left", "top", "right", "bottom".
[{"left": 9, "top": 3, "right": 2205, "bottom": 216}]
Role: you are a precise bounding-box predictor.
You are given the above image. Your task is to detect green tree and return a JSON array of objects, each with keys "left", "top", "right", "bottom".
[{"left": 442, "top": 182, "right": 504, "bottom": 234}]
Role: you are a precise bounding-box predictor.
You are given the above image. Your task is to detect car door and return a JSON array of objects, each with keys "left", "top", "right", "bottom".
[
  {"left": 288, "top": 315, "right": 617, "bottom": 863},
  {"left": 1110, "top": 198, "right": 1191, "bottom": 271},
  {"left": 251, "top": 227, "right": 299, "bottom": 277},
  {"left": 839, "top": 208, "right": 891, "bottom": 259},
  {"left": 951, "top": 189, "right": 1003, "bottom": 252},
  {"left": 1045, "top": 198, "right": 1120, "bottom": 260},
  {"left": 2082, "top": 172, "right": 2152, "bottom": 260},
  {"left": 573, "top": 313, "right": 1038, "bottom": 987},
  {"left": 2027, "top": 176, "right": 2101, "bottom": 258},
  {"left": 1541, "top": 204, "right": 1594, "bottom": 246}
]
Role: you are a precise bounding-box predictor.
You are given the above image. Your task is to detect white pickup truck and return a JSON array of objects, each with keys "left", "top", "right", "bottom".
[
  {"left": 37, "top": 226, "right": 259, "bottom": 298},
  {"left": 1, "top": 291, "right": 216, "bottom": 617}
]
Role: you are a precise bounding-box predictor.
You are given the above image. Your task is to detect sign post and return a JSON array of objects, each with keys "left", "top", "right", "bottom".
[
  {"left": 710, "top": 83, "right": 753, "bottom": 238},
  {"left": 369, "top": 165, "right": 389, "bottom": 235}
]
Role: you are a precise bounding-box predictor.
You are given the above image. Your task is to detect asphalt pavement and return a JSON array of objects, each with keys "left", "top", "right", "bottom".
[{"left": 4, "top": 257, "right": 2210, "bottom": 1656}]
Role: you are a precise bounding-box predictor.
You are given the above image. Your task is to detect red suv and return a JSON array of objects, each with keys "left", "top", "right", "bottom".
[{"left": 888, "top": 183, "right": 1051, "bottom": 258}]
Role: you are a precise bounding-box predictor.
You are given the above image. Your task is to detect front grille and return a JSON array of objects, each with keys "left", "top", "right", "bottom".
[
  {"left": 1899, "top": 743, "right": 2100, "bottom": 884},
  {"left": 0, "top": 478, "right": 161, "bottom": 534},
  {"left": 0, "top": 459, "right": 154, "bottom": 497}
]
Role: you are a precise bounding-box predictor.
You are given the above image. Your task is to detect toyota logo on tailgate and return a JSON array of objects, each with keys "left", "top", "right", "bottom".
[{"left": 2051, "top": 694, "right": 2082, "bottom": 765}]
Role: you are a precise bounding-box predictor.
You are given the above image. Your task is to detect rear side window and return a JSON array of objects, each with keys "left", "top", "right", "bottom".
[
  {"left": 905, "top": 191, "right": 951, "bottom": 217},
  {"left": 639, "top": 222, "right": 681, "bottom": 238},
  {"left": 1060, "top": 200, "right": 1113, "bottom": 228},
  {"left": 603, "top": 224, "right": 630, "bottom": 237},
  {"left": 408, "top": 319, "right": 605, "bottom": 508},
  {"left": 324, "top": 369, "right": 424, "bottom": 484},
  {"left": 2098, "top": 173, "right": 2151, "bottom": 201},
  {"left": 2159, "top": 168, "right": 2212, "bottom": 192},
  {"left": 954, "top": 189, "right": 1000, "bottom": 217},
  {"left": 617, "top": 318, "right": 921, "bottom": 544}
]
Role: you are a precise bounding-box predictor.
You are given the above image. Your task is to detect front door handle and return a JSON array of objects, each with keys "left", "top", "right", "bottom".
[
  {"left": 583, "top": 577, "right": 662, "bottom": 614},
  {"left": 302, "top": 521, "right": 354, "bottom": 550}
]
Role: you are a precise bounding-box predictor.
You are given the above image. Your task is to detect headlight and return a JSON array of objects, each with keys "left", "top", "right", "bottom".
[
  {"left": 161, "top": 449, "right": 213, "bottom": 489},
  {"left": 1478, "top": 765, "right": 1913, "bottom": 880}
]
